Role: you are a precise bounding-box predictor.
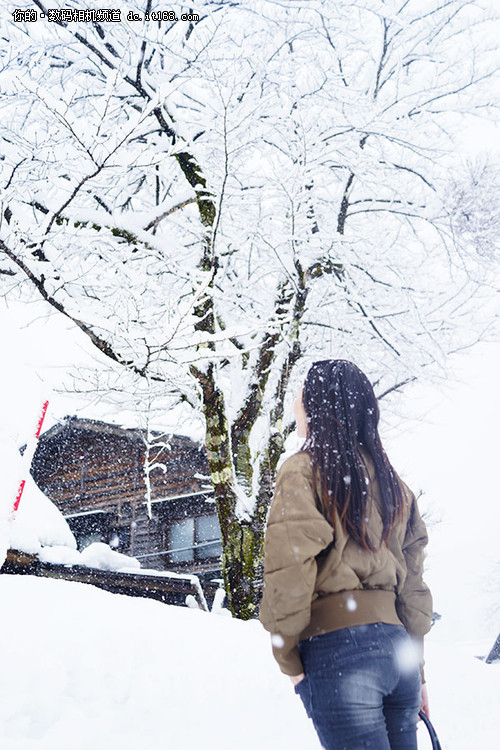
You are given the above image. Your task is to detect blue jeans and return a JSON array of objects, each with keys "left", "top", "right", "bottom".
[{"left": 295, "top": 623, "right": 421, "bottom": 750}]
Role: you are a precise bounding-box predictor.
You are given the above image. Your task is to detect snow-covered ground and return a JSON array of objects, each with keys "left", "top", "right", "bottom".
[
  {"left": 0, "top": 574, "right": 498, "bottom": 750},
  {"left": 0, "top": 575, "right": 320, "bottom": 750}
]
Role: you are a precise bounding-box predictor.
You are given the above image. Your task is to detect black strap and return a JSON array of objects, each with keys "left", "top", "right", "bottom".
[{"left": 418, "top": 710, "right": 442, "bottom": 750}]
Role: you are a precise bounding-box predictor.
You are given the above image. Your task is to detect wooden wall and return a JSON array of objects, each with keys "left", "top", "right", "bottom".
[
  {"left": 31, "top": 419, "right": 210, "bottom": 512},
  {"left": 30, "top": 418, "right": 220, "bottom": 577}
]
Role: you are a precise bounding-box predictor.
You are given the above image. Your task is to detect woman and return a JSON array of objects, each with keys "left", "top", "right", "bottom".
[{"left": 259, "top": 360, "right": 432, "bottom": 750}]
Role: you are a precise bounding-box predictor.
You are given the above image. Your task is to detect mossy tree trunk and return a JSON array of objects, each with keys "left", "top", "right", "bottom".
[
  {"left": 182, "top": 154, "right": 305, "bottom": 617},
  {"left": 189, "top": 233, "right": 342, "bottom": 617}
]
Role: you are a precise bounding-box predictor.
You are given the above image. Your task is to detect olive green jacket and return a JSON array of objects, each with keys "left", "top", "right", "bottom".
[{"left": 259, "top": 451, "right": 433, "bottom": 676}]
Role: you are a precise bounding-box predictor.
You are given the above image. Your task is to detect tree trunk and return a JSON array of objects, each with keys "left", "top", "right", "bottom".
[{"left": 222, "top": 517, "right": 265, "bottom": 619}]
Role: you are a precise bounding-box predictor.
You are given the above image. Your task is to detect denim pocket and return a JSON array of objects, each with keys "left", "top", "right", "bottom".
[
  {"left": 303, "top": 627, "right": 382, "bottom": 676},
  {"left": 293, "top": 676, "right": 307, "bottom": 694},
  {"left": 294, "top": 674, "right": 312, "bottom": 718}
]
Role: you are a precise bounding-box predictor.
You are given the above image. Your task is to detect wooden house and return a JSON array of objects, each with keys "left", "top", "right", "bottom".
[{"left": 30, "top": 417, "right": 222, "bottom": 588}]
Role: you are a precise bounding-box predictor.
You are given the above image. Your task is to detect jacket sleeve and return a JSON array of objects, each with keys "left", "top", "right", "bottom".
[
  {"left": 259, "top": 457, "right": 334, "bottom": 675},
  {"left": 395, "top": 492, "right": 433, "bottom": 638}
]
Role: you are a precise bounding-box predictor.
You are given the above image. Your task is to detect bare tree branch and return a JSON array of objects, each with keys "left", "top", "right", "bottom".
[
  {"left": 377, "top": 376, "right": 417, "bottom": 400},
  {"left": 144, "top": 198, "right": 197, "bottom": 231},
  {"left": 0, "top": 237, "right": 150, "bottom": 374}
]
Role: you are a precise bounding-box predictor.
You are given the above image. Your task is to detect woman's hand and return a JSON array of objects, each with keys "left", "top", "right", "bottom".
[
  {"left": 420, "top": 683, "right": 430, "bottom": 717},
  {"left": 290, "top": 673, "right": 306, "bottom": 686}
]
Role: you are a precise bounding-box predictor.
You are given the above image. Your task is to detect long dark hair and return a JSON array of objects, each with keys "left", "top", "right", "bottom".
[{"left": 302, "top": 359, "right": 404, "bottom": 551}]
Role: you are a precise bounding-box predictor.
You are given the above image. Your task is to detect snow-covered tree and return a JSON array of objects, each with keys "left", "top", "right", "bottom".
[{"left": 1, "top": 0, "right": 498, "bottom": 617}]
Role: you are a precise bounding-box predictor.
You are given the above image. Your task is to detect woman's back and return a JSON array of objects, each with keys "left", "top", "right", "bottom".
[
  {"left": 259, "top": 359, "right": 433, "bottom": 750},
  {"left": 260, "top": 448, "right": 431, "bottom": 663}
]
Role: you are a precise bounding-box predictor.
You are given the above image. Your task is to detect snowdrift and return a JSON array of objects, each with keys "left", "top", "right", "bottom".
[{"left": 0, "top": 575, "right": 499, "bottom": 750}]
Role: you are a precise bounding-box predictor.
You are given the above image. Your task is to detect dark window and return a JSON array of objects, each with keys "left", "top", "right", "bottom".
[
  {"left": 169, "top": 514, "right": 221, "bottom": 563},
  {"left": 169, "top": 518, "right": 195, "bottom": 562},
  {"left": 79, "top": 531, "right": 104, "bottom": 550},
  {"left": 109, "top": 526, "right": 131, "bottom": 552},
  {"left": 195, "top": 514, "right": 222, "bottom": 560},
  {"left": 66, "top": 512, "right": 111, "bottom": 551}
]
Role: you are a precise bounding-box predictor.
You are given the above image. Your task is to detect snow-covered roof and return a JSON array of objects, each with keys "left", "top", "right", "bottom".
[{"left": 39, "top": 416, "right": 204, "bottom": 448}]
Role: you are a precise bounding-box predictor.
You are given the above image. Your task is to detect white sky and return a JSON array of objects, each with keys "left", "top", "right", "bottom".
[{"left": 385, "top": 340, "right": 500, "bottom": 645}]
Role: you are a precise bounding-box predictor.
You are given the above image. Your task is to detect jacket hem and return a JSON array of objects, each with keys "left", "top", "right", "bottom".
[{"left": 299, "top": 589, "right": 403, "bottom": 641}]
